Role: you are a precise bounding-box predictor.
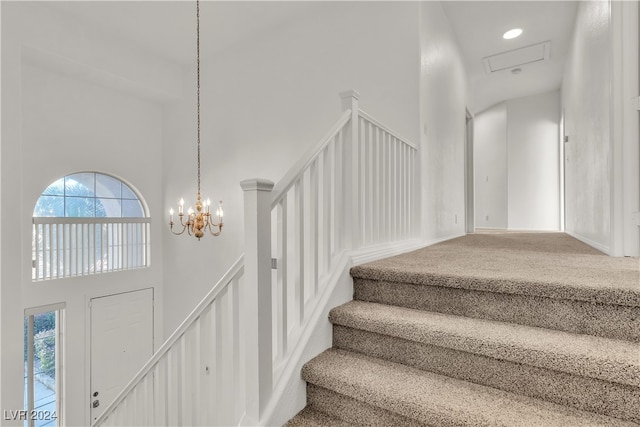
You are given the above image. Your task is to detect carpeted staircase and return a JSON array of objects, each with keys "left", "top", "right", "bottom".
[{"left": 286, "top": 233, "right": 640, "bottom": 426}]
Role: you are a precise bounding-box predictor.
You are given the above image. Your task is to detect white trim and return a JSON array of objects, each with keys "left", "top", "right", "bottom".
[
  {"left": 358, "top": 109, "right": 418, "bottom": 150},
  {"left": 91, "top": 261, "right": 243, "bottom": 426},
  {"left": 271, "top": 111, "right": 351, "bottom": 206},
  {"left": 24, "top": 304, "right": 66, "bottom": 427},
  {"left": 262, "top": 236, "right": 463, "bottom": 426},
  {"left": 24, "top": 301, "right": 66, "bottom": 316},
  {"left": 565, "top": 231, "right": 610, "bottom": 255},
  {"left": 350, "top": 239, "right": 426, "bottom": 266},
  {"left": 610, "top": 0, "right": 640, "bottom": 256},
  {"left": 33, "top": 217, "right": 150, "bottom": 225},
  {"left": 260, "top": 252, "right": 351, "bottom": 427}
]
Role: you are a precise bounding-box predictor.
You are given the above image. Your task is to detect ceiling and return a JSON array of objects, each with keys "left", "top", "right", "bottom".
[
  {"left": 442, "top": 1, "right": 578, "bottom": 113},
  {"left": 45, "top": 1, "right": 579, "bottom": 114},
  {"left": 45, "top": 1, "right": 323, "bottom": 65}
]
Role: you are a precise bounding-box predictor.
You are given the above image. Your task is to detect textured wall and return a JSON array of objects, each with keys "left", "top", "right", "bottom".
[
  {"left": 419, "top": 1, "right": 469, "bottom": 242},
  {"left": 162, "top": 2, "right": 422, "bottom": 336},
  {"left": 507, "top": 91, "right": 560, "bottom": 230},
  {"left": 474, "top": 92, "right": 561, "bottom": 231},
  {"left": 561, "top": 0, "right": 611, "bottom": 252},
  {"left": 474, "top": 103, "right": 508, "bottom": 229}
]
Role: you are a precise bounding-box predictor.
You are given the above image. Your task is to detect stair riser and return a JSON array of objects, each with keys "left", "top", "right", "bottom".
[
  {"left": 333, "top": 325, "right": 640, "bottom": 424},
  {"left": 306, "top": 384, "right": 434, "bottom": 427},
  {"left": 354, "top": 279, "right": 640, "bottom": 342}
]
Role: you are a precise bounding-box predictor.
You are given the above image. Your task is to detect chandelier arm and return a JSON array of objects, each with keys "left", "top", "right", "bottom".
[
  {"left": 207, "top": 226, "right": 222, "bottom": 237},
  {"left": 170, "top": 223, "right": 188, "bottom": 236}
]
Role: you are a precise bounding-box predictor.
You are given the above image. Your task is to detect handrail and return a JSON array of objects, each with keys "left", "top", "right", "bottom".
[
  {"left": 93, "top": 91, "right": 421, "bottom": 427},
  {"left": 271, "top": 110, "right": 352, "bottom": 207},
  {"left": 92, "top": 254, "right": 245, "bottom": 426},
  {"left": 358, "top": 109, "right": 418, "bottom": 150}
]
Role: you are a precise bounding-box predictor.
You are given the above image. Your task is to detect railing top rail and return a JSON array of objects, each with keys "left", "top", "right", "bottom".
[
  {"left": 91, "top": 254, "right": 245, "bottom": 427},
  {"left": 33, "top": 217, "right": 151, "bottom": 224},
  {"left": 358, "top": 109, "right": 418, "bottom": 151},
  {"left": 271, "top": 110, "right": 352, "bottom": 208}
]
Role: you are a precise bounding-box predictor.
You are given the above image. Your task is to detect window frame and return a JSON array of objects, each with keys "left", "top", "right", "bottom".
[
  {"left": 24, "top": 302, "right": 65, "bottom": 427},
  {"left": 32, "top": 173, "right": 151, "bottom": 281}
]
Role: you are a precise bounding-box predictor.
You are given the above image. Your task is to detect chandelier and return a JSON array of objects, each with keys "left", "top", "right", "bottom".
[{"left": 169, "top": 0, "right": 223, "bottom": 240}]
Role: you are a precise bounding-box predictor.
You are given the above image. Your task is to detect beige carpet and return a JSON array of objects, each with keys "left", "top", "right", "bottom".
[
  {"left": 287, "top": 233, "right": 640, "bottom": 427},
  {"left": 351, "top": 233, "right": 640, "bottom": 306}
]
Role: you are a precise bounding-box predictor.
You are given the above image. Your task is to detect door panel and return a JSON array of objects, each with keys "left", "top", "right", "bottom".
[{"left": 90, "top": 288, "right": 153, "bottom": 422}]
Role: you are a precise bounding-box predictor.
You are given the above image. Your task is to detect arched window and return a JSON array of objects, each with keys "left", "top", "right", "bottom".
[{"left": 32, "top": 172, "right": 150, "bottom": 281}]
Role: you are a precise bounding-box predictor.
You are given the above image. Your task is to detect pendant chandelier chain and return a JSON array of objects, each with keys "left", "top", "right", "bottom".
[
  {"left": 196, "top": 0, "right": 201, "bottom": 195},
  {"left": 168, "top": 0, "right": 223, "bottom": 240}
]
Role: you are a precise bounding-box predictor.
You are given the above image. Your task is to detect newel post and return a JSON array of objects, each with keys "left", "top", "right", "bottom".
[
  {"left": 339, "top": 89, "right": 361, "bottom": 249},
  {"left": 241, "top": 178, "right": 274, "bottom": 425}
]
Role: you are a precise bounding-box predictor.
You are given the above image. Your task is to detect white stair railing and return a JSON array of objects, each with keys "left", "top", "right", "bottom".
[
  {"left": 93, "top": 256, "right": 246, "bottom": 426},
  {"left": 93, "top": 90, "right": 418, "bottom": 426},
  {"left": 268, "top": 90, "right": 418, "bottom": 388}
]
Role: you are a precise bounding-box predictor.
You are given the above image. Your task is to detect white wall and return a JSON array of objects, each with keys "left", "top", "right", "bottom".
[
  {"left": 474, "top": 103, "right": 508, "bottom": 228},
  {"left": 561, "top": 0, "right": 611, "bottom": 252},
  {"left": 419, "top": 1, "right": 469, "bottom": 243},
  {"left": 474, "top": 91, "right": 561, "bottom": 231},
  {"left": 507, "top": 91, "right": 560, "bottom": 230},
  {"left": 1, "top": 3, "right": 178, "bottom": 424},
  {"left": 162, "top": 1, "right": 421, "bottom": 336}
]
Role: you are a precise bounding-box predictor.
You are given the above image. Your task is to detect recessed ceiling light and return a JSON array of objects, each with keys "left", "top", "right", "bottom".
[{"left": 503, "top": 28, "right": 523, "bottom": 40}]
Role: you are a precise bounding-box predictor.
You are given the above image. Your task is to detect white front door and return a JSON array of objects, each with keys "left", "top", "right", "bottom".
[{"left": 90, "top": 288, "right": 153, "bottom": 423}]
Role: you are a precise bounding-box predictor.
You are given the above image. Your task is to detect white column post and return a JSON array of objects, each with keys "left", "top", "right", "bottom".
[
  {"left": 339, "top": 90, "right": 361, "bottom": 249},
  {"left": 241, "top": 178, "right": 274, "bottom": 425}
]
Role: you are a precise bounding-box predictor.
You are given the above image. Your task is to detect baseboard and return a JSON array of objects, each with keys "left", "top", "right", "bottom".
[
  {"left": 565, "top": 231, "right": 610, "bottom": 255},
  {"left": 350, "top": 239, "right": 428, "bottom": 266}
]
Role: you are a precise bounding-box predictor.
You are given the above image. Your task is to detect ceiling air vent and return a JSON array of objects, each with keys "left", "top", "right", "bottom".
[{"left": 483, "top": 41, "right": 551, "bottom": 74}]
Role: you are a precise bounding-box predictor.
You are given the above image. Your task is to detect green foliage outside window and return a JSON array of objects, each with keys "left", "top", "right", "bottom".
[
  {"left": 23, "top": 312, "right": 56, "bottom": 362},
  {"left": 34, "top": 329, "right": 56, "bottom": 380}
]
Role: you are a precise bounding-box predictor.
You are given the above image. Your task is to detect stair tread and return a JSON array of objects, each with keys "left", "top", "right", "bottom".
[
  {"left": 285, "top": 407, "right": 357, "bottom": 427},
  {"left": 303, "top": 348, "right": 639, "bottom": 427},
  {"left": 330, "top": 300, "right": 640, "bottom": 387},
  {"left": 349, "top": 238, "right": 640, "bottom": 307}
]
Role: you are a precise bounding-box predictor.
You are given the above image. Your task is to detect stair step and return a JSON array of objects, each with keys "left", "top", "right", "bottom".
[
  {"left": 285, "top": 407, "right": 357, "bottom": 427},
  {"left": 330, "top": 300, "right": 640, "bottom": 386},
  {"left": 302, "top": 348, "right": 639, "bottom": 427},
  {"left": 330, "top": 301, "right": 640, "bottom": 422},
  {"left": 304, "top": 383, "right": 428, "bottom": 427},
  {"left": 353, "top": 276, "right": 640, "bottom": 341},
  {"left": 349, "top": 236, "right": 640, "bottom": 307},
  {"left": 350, "top": 238, "right": 640, "bottom": 342}
]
